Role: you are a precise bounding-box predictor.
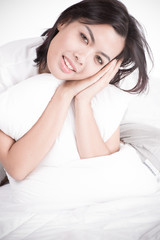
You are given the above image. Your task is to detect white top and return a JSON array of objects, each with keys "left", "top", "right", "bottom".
[{"left": 0, "top": 37, "right": 44, "bottom": 93}]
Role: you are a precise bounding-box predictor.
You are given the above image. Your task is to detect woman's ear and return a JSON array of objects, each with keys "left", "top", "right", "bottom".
[
  {"left": 57, "top": 18, "right": 71, "bottom": 31},
  {"left": 57, "top": 22, "right": 68, "bottom": 31},
  {"left": 57, "top": 23, "right": 63, "bottom": 31}
]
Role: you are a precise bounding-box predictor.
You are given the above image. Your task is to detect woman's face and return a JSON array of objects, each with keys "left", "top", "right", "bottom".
[{"left": 46, "top": 21, "right": 125, "bottom": 80}]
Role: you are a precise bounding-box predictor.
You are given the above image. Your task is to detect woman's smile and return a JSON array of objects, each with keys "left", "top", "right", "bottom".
[{"left": 61, "top": 56, "right": 77, "bottom": 73}]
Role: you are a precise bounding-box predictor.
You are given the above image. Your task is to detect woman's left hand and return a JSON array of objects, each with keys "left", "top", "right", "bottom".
[
  {"left": 75, "top": 59, "right": 122, "bottom": 102},
  {"left": 74, "top": 59, "right": 122, "bottom": 159}
]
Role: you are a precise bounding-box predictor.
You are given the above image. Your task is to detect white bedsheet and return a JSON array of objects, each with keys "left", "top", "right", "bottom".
[{"left": 0, "top": 184, "right": 160, "bottom": 240}]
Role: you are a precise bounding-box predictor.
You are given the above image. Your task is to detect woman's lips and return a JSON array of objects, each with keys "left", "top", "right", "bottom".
[{"left": 61, "top": 56, "right": 76, "bottom": 73}]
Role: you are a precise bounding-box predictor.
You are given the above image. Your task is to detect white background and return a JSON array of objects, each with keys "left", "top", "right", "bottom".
[{"left": 0, "top": 0, "right": 159, "bottom": 78}]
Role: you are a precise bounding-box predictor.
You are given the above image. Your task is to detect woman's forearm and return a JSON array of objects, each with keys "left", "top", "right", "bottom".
[
  {"left": 6, "top": 85, "right": 73, "bottom": 180},
  {"left": 74, "top": 98, "right": 110, "bottom": 159}
]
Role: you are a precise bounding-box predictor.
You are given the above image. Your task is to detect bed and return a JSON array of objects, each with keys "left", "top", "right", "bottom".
[{"left": 0, "top": 74, "right": 159, "bottom": 240}]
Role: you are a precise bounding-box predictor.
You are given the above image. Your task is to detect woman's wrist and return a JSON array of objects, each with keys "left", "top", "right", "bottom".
[
  {"left": 74, "top": 95, "right": 92, "bottom": 109},
  {"left": 75, "top": 92, "right": 92, "bottom": 105},
  {"left": 51, "top": 83, "right": 74, "bottom": 103}
]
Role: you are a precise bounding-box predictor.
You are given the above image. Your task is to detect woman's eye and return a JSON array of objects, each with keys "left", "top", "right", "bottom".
[
  {"left": 80, "top": 33, "right": 89, "bottom": 44},
  {"left": 96, "top": 55, "right": 103, "bottom": 65}
]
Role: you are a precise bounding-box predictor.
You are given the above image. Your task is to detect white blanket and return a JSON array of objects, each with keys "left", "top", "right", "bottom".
[
  {"left": 0, "top": 183, "right": 160, "bottom": 240},
  {"left": 6, "top": 144, "right": 159, "bottom": 206}
]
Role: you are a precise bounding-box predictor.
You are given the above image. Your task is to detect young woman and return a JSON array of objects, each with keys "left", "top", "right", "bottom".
[{"left": 0, "top": 0, "right": 152, "bottom": 181}]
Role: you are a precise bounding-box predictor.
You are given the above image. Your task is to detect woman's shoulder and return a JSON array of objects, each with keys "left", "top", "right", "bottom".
[
  {"left": 0, "top": 37, "right": 44, "bottom": 66},
  {"left": 0, "top": 37, "right": 45, "bottom": 92}
]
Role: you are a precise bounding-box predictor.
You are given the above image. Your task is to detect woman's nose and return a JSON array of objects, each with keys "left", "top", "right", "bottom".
[
  {"left": 74, "top": 54, "right": 82, "bottom": 64},
  {"left": 74, "top": 49, "right": 92, "bottom": 65},
  {"left": 74, "top": 53, "right": 83, "bottom": 65}
]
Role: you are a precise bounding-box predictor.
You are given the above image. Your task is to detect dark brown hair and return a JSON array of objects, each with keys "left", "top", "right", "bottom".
[{"left": 34, "top": 0, "right": 153, "bottom": 93}]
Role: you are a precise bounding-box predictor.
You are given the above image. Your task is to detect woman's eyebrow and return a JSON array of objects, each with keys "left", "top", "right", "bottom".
[
  {"left": 100, "top": 52, "right": 111, "bottom": 62},
  {"left": 85, "top": 25, "right": 95, "bottom": 43},
  {"left": 85, "top": 25, "right": 111, "bottom": 62}
]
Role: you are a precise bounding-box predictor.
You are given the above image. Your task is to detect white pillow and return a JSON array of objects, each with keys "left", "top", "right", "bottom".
[
  {"left": 0, "top": 73, "right": 132, "bottom": 166},
  {"left": 0, "top": 73, "right": 131, "bottom": 142},
  {"left": 0, "top": 73, "right": 139, "bottom": 204},
  {"left": 0, "top": 73, "right": 61, "bottom": 141}
]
